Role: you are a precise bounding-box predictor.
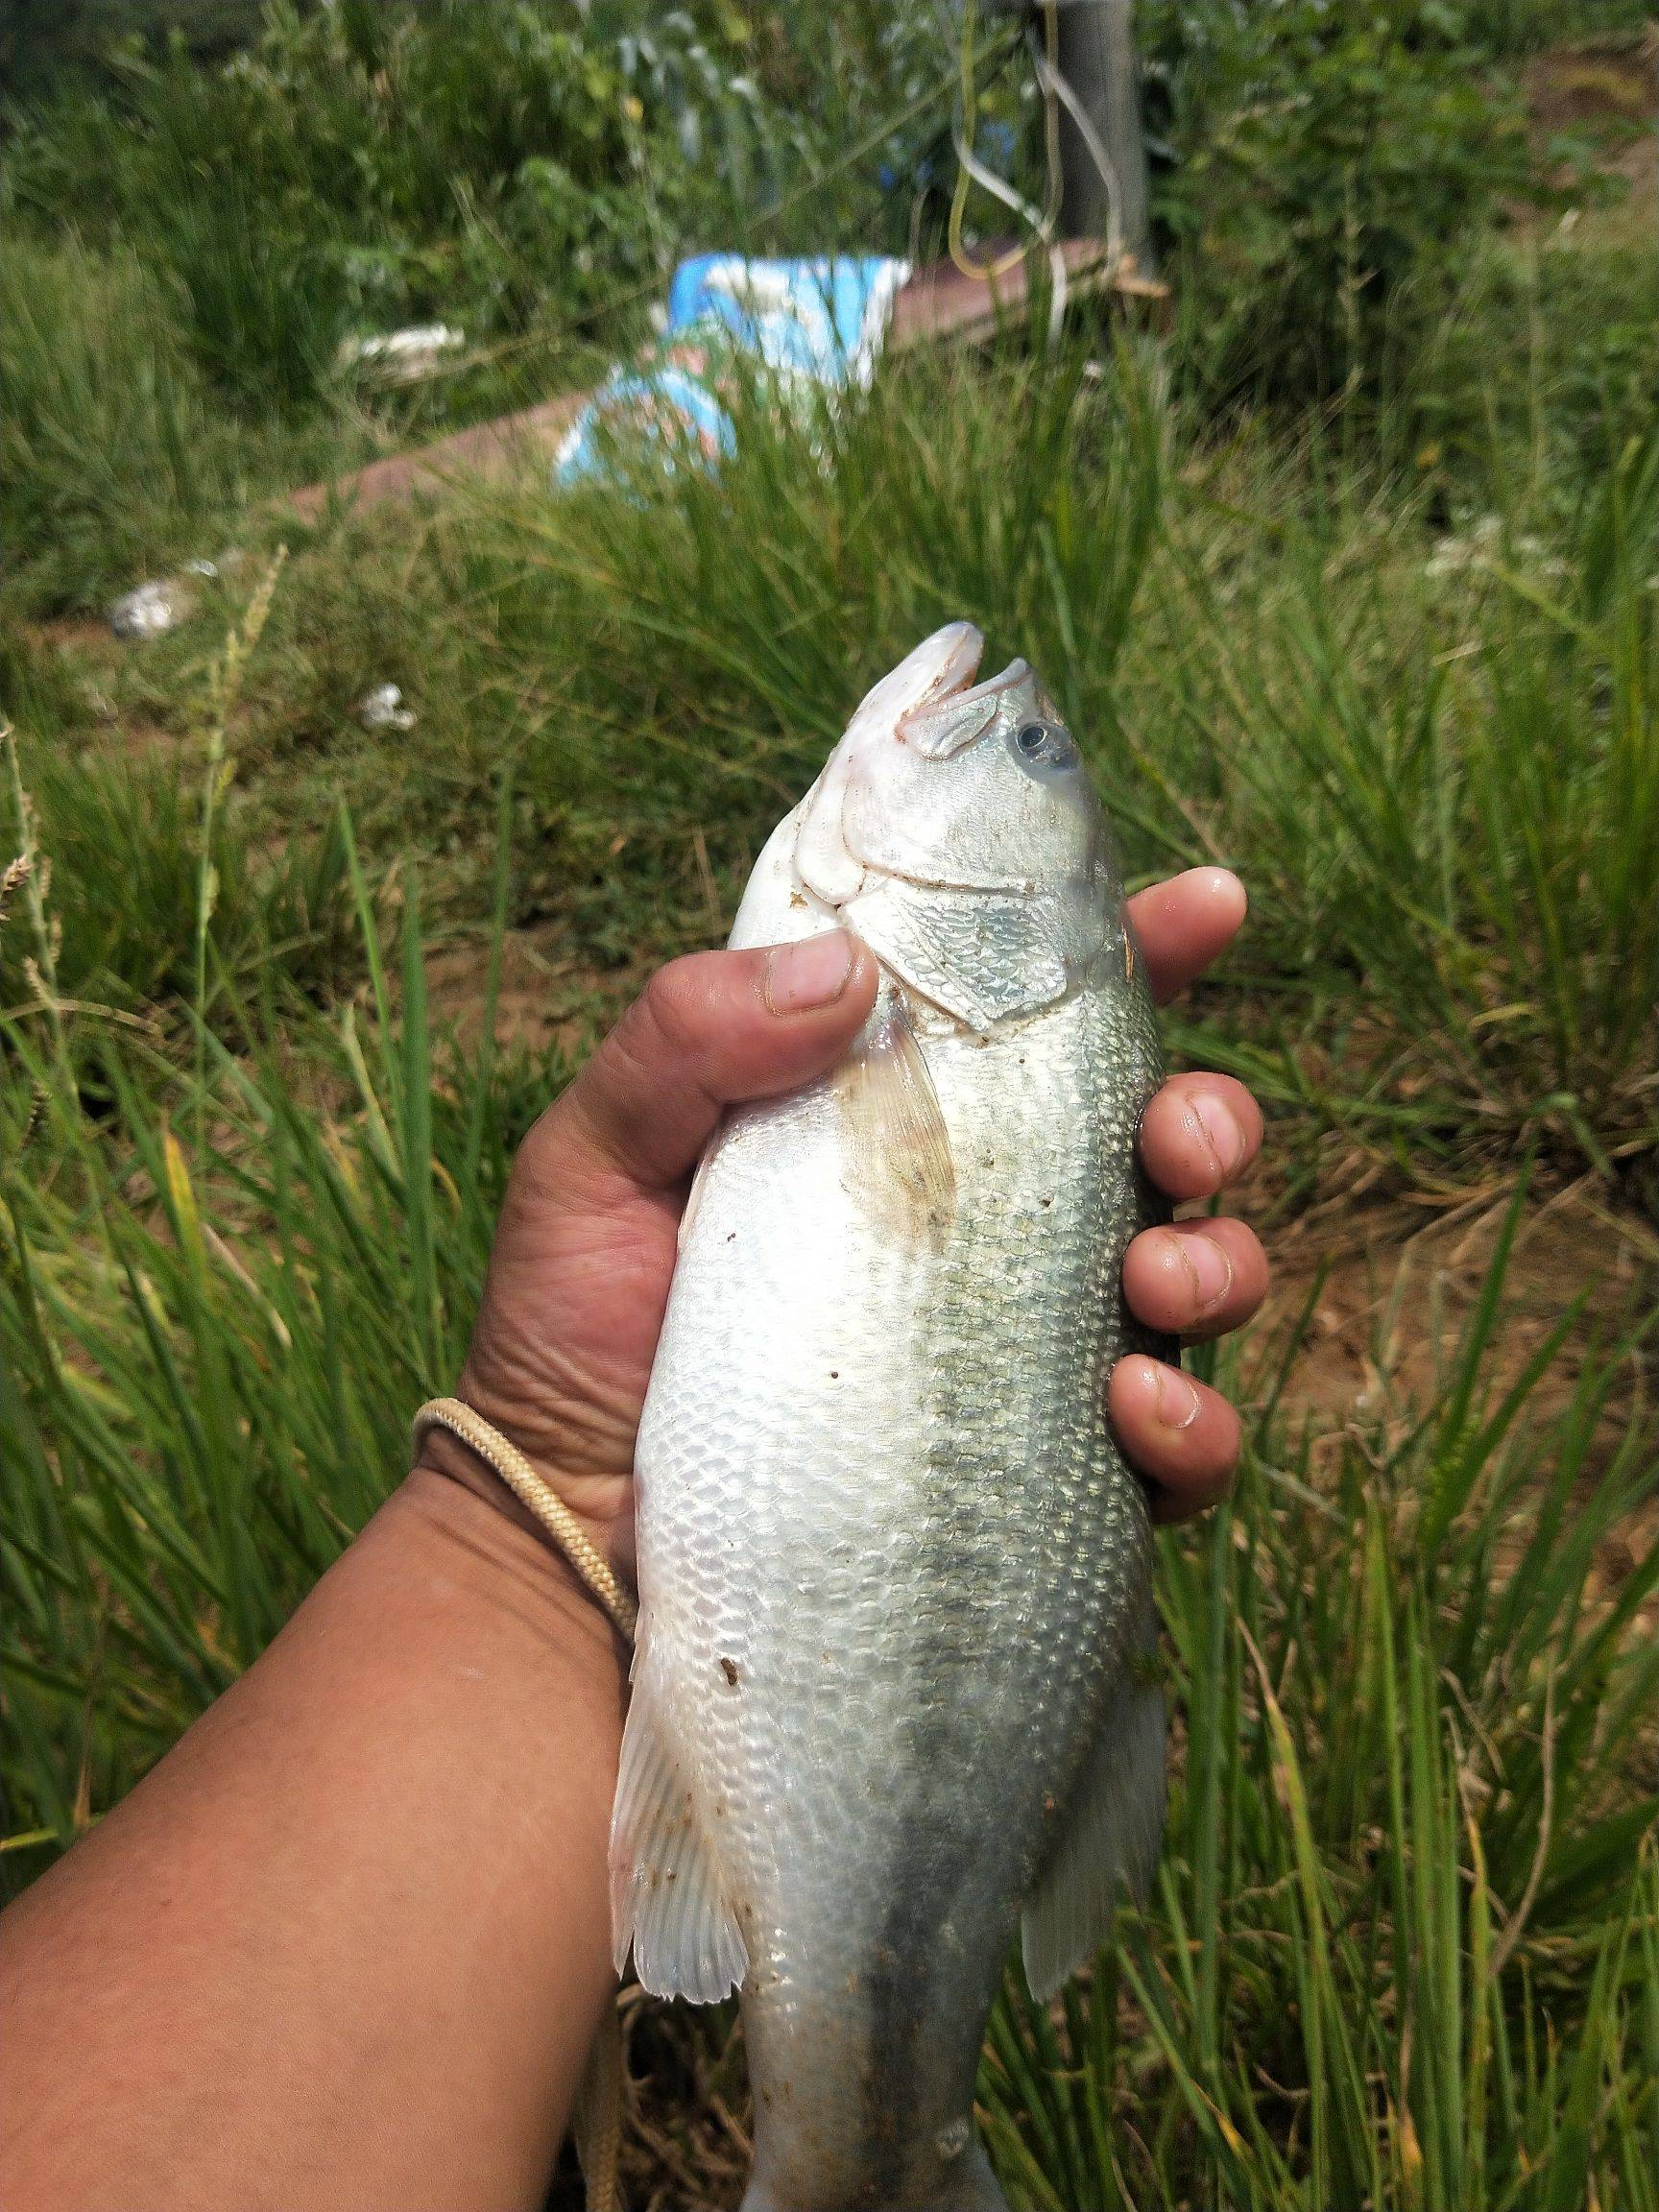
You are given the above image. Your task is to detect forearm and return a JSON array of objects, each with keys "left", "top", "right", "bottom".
[{"left": 0, "top": 1466, "right": 626, "bottom": 2212}]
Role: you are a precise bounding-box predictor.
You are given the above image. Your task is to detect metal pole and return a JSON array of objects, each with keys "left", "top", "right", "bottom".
[{"left": 1053, "top": 0, "right": 1154, "bottom": 272}]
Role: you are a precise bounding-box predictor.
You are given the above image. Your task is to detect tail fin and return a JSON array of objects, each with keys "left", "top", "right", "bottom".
[{"left": 738, "top": 2140, "right": 1010, "bottom": 2211}]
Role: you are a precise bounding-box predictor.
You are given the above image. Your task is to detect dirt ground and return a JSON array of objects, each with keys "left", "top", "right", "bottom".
[
  {"left": 1256, "top": 1174, "right": 1653, "bottom": 1437},
  {"left": 423, "top": 922, "right": 625, "bottom": 1062},
  {"left": 1521, "top": 26, "right": 1658, "bottom": 241}
]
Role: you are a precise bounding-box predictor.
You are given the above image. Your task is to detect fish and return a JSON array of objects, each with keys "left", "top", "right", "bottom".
[{"left": 610, "top": 622, "right": 1169, "bottom": 2211}]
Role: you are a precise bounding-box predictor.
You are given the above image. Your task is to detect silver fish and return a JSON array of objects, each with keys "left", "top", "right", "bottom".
[{"left": 611, "top": 623, "right": 1168, "bottom": 2211}]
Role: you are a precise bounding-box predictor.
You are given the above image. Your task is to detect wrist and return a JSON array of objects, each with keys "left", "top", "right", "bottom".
[{"left": 407, "top": 1431, "right": 633, "bottom": 1661}]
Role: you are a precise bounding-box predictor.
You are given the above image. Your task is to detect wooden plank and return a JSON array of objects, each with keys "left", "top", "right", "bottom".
[
  {"left": 889, "top": 239, "right": 1164, "bottom": 352},
  {"left": 278, "top": 390, "right": 587, "bottom": 523}
]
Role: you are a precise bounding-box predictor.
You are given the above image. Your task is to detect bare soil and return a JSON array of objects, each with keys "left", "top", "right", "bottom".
[
  {"left": 1520, "top": 26, "right": 1658, "bottom": 241},
  {"left": 1250, "top": 1177, "right": 1654, "bottom": 1454}
]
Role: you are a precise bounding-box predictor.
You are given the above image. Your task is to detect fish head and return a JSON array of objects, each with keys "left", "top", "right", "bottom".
[
  {"left": 793, "top": 623, "right": 1119, "bottom": 1028},
  {"left": 797, "top": 622, "right": 1106, "bottom": 905}
]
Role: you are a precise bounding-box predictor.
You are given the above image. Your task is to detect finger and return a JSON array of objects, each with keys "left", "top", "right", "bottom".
[
  {"left": 1121, "top": 1217, "right": 1267, "bottom": 1342},
  {"left": 1108, "top": 1355, "right": 1239, "bottom": 1524},
  {"left": 537, "top": 932, "right": 878, "bottom": 1195},
  {"left": 1127, "top": 868, "right": 1246, "bottom": 1004},
  {"left": 1138, "top": 1071, "right": 1263, "bottom": 1200}
]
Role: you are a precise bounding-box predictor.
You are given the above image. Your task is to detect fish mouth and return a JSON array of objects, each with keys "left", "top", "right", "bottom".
[
  {"left": 929, "top": 650, "right": 1034, "bottom": 709},
  {"left": 912, "top": 619, "right": 985, "bottom": 704},
  {"left": 898, "top": 625, "right": 1035, "bottom": 759}
]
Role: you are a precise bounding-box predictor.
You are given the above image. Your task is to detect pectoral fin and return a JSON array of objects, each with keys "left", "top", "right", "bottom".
[
  {"left": 678, "top": 1137, "right": 717, "bottom": 1253},
  {"left": 1021, "top": 1611, "right": 1166, "bottom": 2002},
  {"left": 835, "top": 989, "right": 955, "bottom": 1242}
]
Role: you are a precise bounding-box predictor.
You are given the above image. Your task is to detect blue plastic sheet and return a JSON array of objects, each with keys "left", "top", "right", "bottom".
[{"left": 554, "top": 253, "right": 909, "bottom": 488}]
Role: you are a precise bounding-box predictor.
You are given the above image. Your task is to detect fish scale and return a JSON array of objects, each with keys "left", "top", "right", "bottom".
[{"left": 612, "top": 624, "right": 1169, "bottom": 2210}]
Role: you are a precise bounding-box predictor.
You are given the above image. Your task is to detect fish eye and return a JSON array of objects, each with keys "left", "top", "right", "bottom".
[{"left": 1011, "top": 720, "right": 1079, "bottom": 772}]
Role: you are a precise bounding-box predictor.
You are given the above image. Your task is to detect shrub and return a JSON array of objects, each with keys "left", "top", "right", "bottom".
[
  {"left": 1, "top": 2, "right": 869, "bottom": 413},
  {"left": 1146, "top": 0, "right": 1540, "bottom": 406}
]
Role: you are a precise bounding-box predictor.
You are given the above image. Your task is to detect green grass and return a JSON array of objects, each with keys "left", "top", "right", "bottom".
[
  {"left": 0, "top": 230, "right": 376, "bottom": 613},
  {"left": 12, "top": 321, "right": 1654, "bottom": 1173},
  {"left": 0, "top": 730, "right": 356, "bottom": 1027},
  {"left": 0, "top": 235, "right": 234, "bottom": 612},
  {"left": 0, "top": 563, "right": 361, "bottom": 1030},
  {"left": 0, "top": 914, "right": 529, "bottom": 1856},
  {"left": 1142, "top": 411, "right": 1659, "bottom": 1181}
]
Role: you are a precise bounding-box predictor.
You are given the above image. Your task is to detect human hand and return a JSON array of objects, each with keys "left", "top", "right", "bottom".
[{"left": 426, "top": 867, "right": 1264, "bottom": 1575}]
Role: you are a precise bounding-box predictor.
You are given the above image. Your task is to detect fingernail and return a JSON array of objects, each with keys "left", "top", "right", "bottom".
[
  {"left": 1190, "top": 1089, "right": 1246, "bottom": 1181},
  {"left": 1171, "top": 1225, "right": 1234, "bottom": 1314},
  {"left": 1152, "top": 1362, "right": 1201, "bottom": 1431},
  {"left": 764, "top": 930, "right": 855, "bottom": 1014}
]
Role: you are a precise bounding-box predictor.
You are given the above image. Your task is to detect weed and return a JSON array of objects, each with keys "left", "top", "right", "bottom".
[{"left": 0, "top": 237, "right": 228, "bottom": 610}]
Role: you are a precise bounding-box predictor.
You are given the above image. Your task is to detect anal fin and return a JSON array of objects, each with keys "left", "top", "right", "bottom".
[
  {"left": 1021, "top": 1611, "right": 1166, "bottom": 2002},
  {"left": 610, "top": 1637, "right": 748, "bottom": 2004}
]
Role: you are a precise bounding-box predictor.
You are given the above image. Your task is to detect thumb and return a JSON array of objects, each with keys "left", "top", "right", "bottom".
[{"left": 529, "top": 931, "right": 879, "bottom": 1197}]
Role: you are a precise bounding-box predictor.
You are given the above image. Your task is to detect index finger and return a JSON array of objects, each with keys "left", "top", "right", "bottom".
[{"left": 1127, "top": 868, "right": 1246, "bottom": 1005}]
